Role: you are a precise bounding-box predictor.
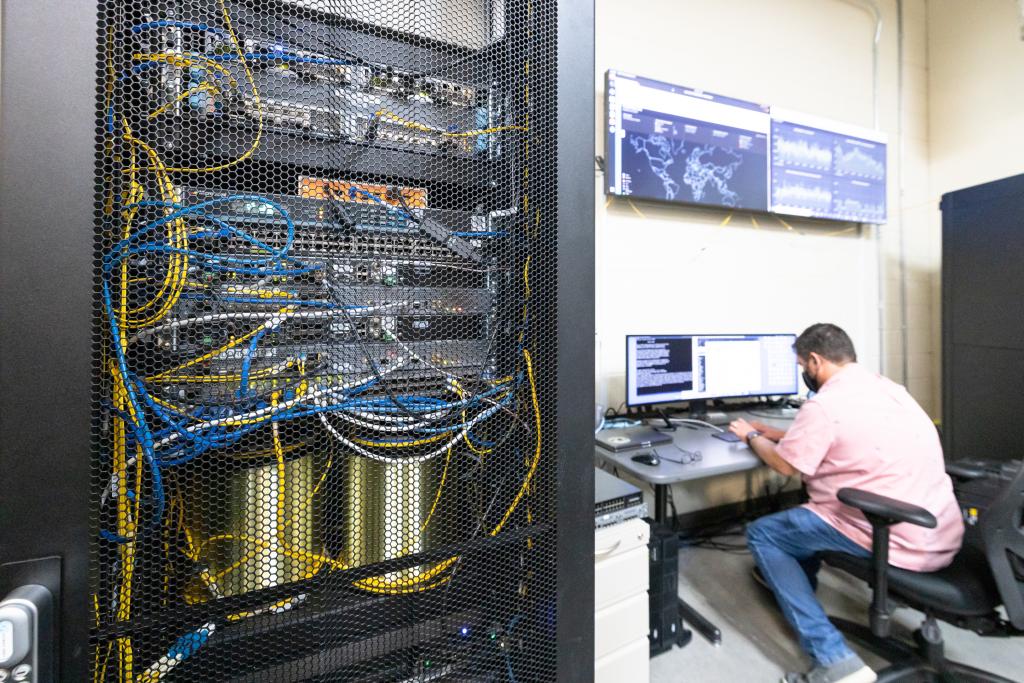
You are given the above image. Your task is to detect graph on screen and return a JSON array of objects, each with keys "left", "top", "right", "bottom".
[
  {"left": 769, "top": 108, "right": 887, "bottom": 223},
  {"left": 604, "top": 72, "right": 888, "bottom": 225}
]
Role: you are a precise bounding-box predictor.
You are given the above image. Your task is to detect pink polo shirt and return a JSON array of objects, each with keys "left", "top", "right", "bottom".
[{"left": 776, "top": 363, "right": 964, "bottom": 571}]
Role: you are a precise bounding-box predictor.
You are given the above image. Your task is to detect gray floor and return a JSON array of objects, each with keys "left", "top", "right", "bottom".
[{"left": 650, "top": 543, "right": 1024, "bottom": 682}]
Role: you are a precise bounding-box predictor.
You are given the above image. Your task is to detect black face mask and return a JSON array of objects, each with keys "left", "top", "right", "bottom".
[{"left": 802, "top": 370, "right": 820, "bottom": 394}]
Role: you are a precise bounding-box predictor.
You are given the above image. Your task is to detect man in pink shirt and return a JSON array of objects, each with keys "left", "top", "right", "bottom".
[{"left": 729, "top": 323, "right": 964, "bottom": 683}]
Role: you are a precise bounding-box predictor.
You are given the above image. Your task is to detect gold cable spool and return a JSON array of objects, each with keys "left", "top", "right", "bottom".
[
  {"left": 345, "top": 455, "right": 445, "bottom": 589},
  {"left": 181, "top": 449, "right": 325, "bottom": 603}
]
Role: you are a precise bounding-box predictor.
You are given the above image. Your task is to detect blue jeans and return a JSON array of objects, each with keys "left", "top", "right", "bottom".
[{"left": 746, "top": 507, "right": 870, "bottom": 666}]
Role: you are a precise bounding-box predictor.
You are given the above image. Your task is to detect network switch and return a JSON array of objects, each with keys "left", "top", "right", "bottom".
[
  {"left": 147, "top": 29, "right": 492, "bottom": 153},
  {"left": 151, "top": 339, "right": 497, "bottom": 404},
  {"left": 365, "top": 115, "right": 475, "bottom": 155},
  {"left": 238, "top": 95, "right": 356, "bottom": 139},
  {"left": 368, "top": 68, "right": 479, "bottom": 108},
  {"left": 174, "top": 185, "right": 511, "bottom": 260},
  {"left": 241, "top": 38, "right": 370, "bottom": 87}
]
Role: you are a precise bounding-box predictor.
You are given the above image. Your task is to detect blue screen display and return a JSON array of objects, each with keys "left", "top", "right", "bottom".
[
  {"left": 769, "top": 113, "right": 887, "bottom": 223},
  {"left": 606, "top": 71, "right": 770, "bottom": 211}
]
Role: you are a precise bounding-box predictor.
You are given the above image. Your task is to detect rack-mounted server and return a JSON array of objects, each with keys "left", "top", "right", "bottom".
[{"left": 0, "top": 0, "right": 593, "bottom": 681}]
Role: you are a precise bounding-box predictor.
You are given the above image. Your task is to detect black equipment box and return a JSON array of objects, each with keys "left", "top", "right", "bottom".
[
  {"left": 951, "top": 458, "right": 1024, "bottom": 580},
  {"left": 647, "top": 522, "right": 686, "bottom": 656}
]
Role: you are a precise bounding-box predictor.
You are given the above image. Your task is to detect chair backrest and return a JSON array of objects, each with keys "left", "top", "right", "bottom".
[{"left": 979, "top": 460, "right": 1024, "bottom": 629}]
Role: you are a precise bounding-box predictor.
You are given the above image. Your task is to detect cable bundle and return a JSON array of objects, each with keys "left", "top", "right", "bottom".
[{"left": 93, "top": 2, "right": 540, "bottom": 681}]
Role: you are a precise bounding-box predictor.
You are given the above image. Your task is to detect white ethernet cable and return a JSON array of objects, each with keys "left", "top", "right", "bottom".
[
  {"left": 131, "top": 300, "right": 410, "bottom": 341},
  {"left": 318, "top": 398, "right": 506, "bottom": 465},
  {"left": 151, "top": 359, "right": 406, "bottom": 449}
]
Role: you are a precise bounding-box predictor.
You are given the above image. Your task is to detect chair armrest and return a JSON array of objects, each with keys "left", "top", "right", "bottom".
[
  {"left": 945, "top": 460, "right": 990, "bottom": 481},
  {"left": 835, "top": 488, "right": 936, "bottom": 638},
  {"left": 837, "top": 488, "right": 937, "bottom": 528}
]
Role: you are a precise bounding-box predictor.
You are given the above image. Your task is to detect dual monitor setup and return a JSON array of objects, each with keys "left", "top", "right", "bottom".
[
  {"left": 626, "top": 333, "right": 799, "bottom": 409},
  {"left": 598, "top": 334, "right": 799, "bottom": 455},
  {"left": 605, "top": 70, "right": 888, "bottom": 224}
]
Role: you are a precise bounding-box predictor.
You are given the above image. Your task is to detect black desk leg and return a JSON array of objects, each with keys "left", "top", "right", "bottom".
[
  {"left": 678, "top": 597, "right": 722, "bottom": 646},
  {"left": 655, "top": 483, "right": 668, "bottom": 525},
  {"left": 652, "top": 484, "right": 723, "bottom": 648}
]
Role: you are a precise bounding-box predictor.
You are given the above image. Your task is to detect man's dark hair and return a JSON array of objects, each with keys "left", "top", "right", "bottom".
[{"left": 794, "top": 323, "right": 857, "bottom": 363}]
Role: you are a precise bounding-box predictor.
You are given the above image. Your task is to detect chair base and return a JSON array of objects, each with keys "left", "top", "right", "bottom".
[{"left": 830, "top": 616, "right": 1016, "bottom": 683}]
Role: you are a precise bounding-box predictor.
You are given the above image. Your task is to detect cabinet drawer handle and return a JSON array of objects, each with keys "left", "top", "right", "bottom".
[{"left": 595, "top": 540, "right": 622, "bottom": 558}]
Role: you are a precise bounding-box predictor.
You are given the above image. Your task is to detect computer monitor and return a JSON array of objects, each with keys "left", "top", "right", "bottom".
[
  {"left": 625, "top": 334, "right": 798, "bottom": 407},
  {"left": 605, "top": 70, "right": 771, "bottom": 211}
]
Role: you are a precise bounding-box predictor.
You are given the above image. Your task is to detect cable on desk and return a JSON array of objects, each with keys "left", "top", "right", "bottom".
[{"left": 665, "top": 417, "right": 725, "bottom": 432}]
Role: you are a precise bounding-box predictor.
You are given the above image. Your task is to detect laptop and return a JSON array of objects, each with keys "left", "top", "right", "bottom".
[{"left": 595, "top": 426, "right": 673, "bottom": 452}]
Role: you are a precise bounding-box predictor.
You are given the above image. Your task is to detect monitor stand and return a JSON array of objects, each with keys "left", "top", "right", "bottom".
[
  {"left": 688, "top": 399, "right": 709, "bottom": 419},
  {"left": 688, "top": 400, "right": 729, "bottom": 426}
]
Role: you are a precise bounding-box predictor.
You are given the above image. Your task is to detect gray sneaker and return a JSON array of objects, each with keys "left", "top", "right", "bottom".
[
  {"left": 781, "top": 654, "right": 877, "bottom": 683},
  {"left": 752, "top": 565, "right": 771, "bottom": 591}
]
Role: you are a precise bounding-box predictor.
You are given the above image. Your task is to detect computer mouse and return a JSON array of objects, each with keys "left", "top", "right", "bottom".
[{"left": 631, "top": 452, "right": 660, "bottom": 466}]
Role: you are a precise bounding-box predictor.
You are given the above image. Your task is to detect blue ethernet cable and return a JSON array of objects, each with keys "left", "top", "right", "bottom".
[
  {"left": 347, "top": 187, "right": 414, "bottom": 221},
  {"left": 100, "top": 278, "right": 165, "bottom": 540},
  {"left": 238, "top": 326, "right": 272, "bottom": 396},
  {"left": 105, "top": 196, "right": 297, "bottom": 270}
]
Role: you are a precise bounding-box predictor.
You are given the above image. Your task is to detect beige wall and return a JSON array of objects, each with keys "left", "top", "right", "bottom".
[
  {"left": 928, "top": 0, "right": 1024, "bottom": 195},
  {"left": 882, "top": 0, "right": 936, "bottom": 418},
  {"left": 925, "top": 0, "right": 1024, "bottom": 418}
]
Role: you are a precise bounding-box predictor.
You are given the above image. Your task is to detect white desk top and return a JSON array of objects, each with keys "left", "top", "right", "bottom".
[{"left": 593, "top": 410, "right": 796, "bottom": 485}]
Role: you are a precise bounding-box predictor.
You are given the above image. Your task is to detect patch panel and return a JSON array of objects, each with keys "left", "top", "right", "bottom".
[{"left": 174, "top": 185, "right": 512, "bottom": 261}]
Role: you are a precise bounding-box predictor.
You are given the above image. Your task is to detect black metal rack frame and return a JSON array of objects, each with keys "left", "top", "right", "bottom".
[{"left": 0, "top": 0, "right": 594, "bottom": 680}]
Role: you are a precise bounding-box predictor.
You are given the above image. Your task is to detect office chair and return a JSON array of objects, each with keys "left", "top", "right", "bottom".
[{"left": 821, "top": 461, "right": 1024, "bottom": 683}]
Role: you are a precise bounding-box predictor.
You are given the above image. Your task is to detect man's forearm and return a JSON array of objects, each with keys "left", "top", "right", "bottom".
[{"left": 749, "top": 436, "right": 798, "bottom": 477}]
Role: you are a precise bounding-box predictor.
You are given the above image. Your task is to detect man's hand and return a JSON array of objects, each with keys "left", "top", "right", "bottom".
[
  {"left": 729, "top": 418, "right": 756, "bottom": 442},
  {"left": 749, "top": 421, "right": 787, "bottom": 442},
  {"left": 729, "top": 418, "right": 798, "bottom": 477}
]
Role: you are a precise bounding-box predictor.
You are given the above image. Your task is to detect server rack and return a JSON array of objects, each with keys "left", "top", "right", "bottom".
[
  {"left": 941, "top": 173, "right": 1024, "bottom": 463},
  {"left": 0, "top": 0, "right": 594, "bottom": 680}
]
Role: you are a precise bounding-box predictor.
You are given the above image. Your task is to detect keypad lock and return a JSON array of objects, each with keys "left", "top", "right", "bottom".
[{"left": 0, "top": 586, "right": 52, "bottom": 683}]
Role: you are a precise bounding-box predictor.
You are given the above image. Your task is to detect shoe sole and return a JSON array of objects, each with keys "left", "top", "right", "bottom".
[
  {"left": 779, "top": 665, "right": 877, "bottom": 683},
  {"left": 835, "top": 667, "right": 877, "bottom": 683},
  {"left": 752, "top": 566, "right": 771, "bottom": 591}
]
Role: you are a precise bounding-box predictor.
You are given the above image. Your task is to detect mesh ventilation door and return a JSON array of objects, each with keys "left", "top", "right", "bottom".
[{"left": 90, "top": 0, "right": 560, "bottom": 680}]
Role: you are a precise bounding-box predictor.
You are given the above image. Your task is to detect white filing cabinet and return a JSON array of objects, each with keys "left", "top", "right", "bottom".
[{"left": 594, "top": 517, "right": 650, "bottom": 683}]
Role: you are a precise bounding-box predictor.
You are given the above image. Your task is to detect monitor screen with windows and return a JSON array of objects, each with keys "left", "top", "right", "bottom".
[{"left": 625, "top": 333, "right": 798, "bottom": 406}]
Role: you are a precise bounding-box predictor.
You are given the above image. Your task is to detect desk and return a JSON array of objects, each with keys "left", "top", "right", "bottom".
[
  {"left": 593, "top": 410, "right": 796, "bottom": 648},
  {"left": 594, "top": 410, "right": 794, "bottom": 523}
]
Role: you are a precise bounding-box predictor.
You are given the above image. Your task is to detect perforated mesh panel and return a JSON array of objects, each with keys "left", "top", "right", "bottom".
[{"left": 90, "top": 1, "right": 559, "bottom": 679}]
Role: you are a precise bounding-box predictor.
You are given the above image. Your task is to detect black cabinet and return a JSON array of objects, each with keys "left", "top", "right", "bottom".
[
  {"left": 0, "top": 1, "right": 594, "bottom": 680},
  {"left": 941, "top": 173, "right": 1024, "bottom": 462}
]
